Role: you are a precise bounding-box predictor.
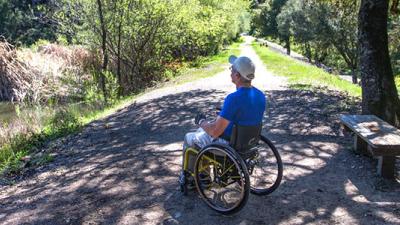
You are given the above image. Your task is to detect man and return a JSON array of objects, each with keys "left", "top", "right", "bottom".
[{"left": 182, "top": 55, "right": 266, "bottom": 172}]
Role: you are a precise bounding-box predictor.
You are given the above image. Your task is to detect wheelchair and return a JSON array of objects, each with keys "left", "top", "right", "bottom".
[{"left": 179, "top": 123, "right": 283, "bottom": 215}]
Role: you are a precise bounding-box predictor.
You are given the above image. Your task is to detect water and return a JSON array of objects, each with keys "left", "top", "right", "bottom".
[
  {"left": 0, "top": 101, "right": 105, "bottom": 126},
  {"left": 0, "top": 102, "right": 17, "bottom": 124}
]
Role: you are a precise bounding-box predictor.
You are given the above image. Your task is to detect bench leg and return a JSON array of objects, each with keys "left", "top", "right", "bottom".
[
  {"left": 377, "top": 156, "right": 396, "bottom": 179},
  {"left": 354, "top": 135, "right": 370, "bottom": 156}
]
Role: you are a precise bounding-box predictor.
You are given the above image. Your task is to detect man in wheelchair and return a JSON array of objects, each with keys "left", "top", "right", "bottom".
[{"left": 180, "top": 55, "right": 266, "bottom": 188}]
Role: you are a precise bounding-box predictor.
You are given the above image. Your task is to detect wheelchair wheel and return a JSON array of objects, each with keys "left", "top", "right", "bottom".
[
  {"left": 194, "top": 145, "right": 250, "bottom": 215},
  {"left": 247, "top": 135, "right": 283, "bottom": 196}
]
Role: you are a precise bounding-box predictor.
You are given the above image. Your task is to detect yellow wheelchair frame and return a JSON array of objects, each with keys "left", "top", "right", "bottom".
[
  {"left": 180, "top": 143, "right": 251, "bottom": 215},
  {"left": 183, "top": 147, "right": 242, "bottom": 181},
  {"left": 182, "top": 147, "right": 199, "bottom": 176},
  {"left": 179, "top": 134, "right": 283, "bottom": 215}
]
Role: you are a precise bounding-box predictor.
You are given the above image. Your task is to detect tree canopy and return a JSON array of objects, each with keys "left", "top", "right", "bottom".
[{"left": 0, "top": 0, "right": 58, "bottom": 45}]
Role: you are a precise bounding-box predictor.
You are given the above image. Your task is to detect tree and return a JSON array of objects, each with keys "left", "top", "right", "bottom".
[
  {"left": 252, "top": 0, "right": 289, "bottom": 53},
  {"left": 96, "top": 0, "right": 108, "bottom": 102},
  {"left": 0, "top": 0, "right": 58, "bottom": 45},
  {"left": 276, "top": 0, "right": 359, "bottom": 83},
  {"left": 388, "top": 4, "right": 400, "bottom": 76},
  {"left": 325, "top": 0, "right": 359, "bottom": 84},
  {"left": 277, "top": 0, "right": 330, "bottom": 59},
  {"left": 358, "top": 0, "right": 400, "bottom": 127},
  {"left": 54, "top": 0, "right": 250, "bottom": 98},
  {"left": 391, "top": 0, "right": 399, "bottom": 13},
  {"left": 276, "top": 10, "right": 291, "bottom": 55}
]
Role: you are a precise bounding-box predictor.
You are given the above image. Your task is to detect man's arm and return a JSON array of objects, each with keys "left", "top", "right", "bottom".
[{"left": 199, "top": 116, "right": 230, "bottom": 138}]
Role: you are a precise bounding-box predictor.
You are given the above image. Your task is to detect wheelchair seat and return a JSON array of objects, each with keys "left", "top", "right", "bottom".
[{"left": 229, "top": 124, "right": 262, "bottom": 159}]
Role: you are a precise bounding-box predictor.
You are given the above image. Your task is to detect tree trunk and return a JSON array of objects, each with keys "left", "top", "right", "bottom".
[
  {"left": 351, "top": 67, "right": 358, "bottom": 84},
  {"left": 305, "top": 42, "right": 312, "bottom": 63},
  {"left": 96, "top": 0, "right": 108, "bottom": 103},
  {"left": 117, "top": 19, "right": 123, "bottom": 97},
  {"left": 358, "top": 0, "right": 400, "bottom": 127},
  {"left": 391, "top": 0, "right": 399, "bottom": 14},
  {"left": 285, "top": 37, "right": 291, "bottom": 55}
]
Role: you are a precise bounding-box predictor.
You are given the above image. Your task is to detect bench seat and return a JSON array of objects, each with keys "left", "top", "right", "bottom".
[{"left": 340, "top": 115, "right": 400, "bottom": 179}]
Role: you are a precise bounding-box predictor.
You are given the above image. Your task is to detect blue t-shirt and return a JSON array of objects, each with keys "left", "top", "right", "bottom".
[{"left": 219, "top": 87, "right": 266, "bottom": 138}]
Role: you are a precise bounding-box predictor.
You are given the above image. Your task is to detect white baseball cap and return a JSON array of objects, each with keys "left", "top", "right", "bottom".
[{"left": 229, "top": 55, "right": 255, "bottom": 81}]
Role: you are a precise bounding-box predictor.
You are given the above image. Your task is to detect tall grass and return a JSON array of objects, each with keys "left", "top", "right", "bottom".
[
  {"left": 0, "top": 107, "right": 81, "bottom": 175},
  {"left": 0, "top": 40, "right": 242, "bottom": 177},
  {"left": 162, "top": 40, "right": 242, "bottom": 85},
  {"left": 0, "top": 40, "right": 93, "bottom": 104},
  {"left": 252, "top": 42, "right": 362, "bottom": 97}
]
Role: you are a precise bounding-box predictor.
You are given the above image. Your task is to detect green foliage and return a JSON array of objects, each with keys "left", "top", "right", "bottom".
[
  {"left": 389, "top": 15, "right": 400, "bottom": 75},
  {"left": 250, "top": 0, "right": 288, "bottom": 38},
  {"left": 1, "top": 0, "right": 251, "bottom": 104},
  {"left": 1, "top": 148, "right": 28, "bottom": 175},
  {"left": 168, "top": 41, "right": 242, "bottom": 84},
  {"left": 0, "top": 0, "right": 58, "bottom": 45},
  {"left": 254, "top": 0, "right": 359, "bottom": 80},
  {"left": 279, "top": 0, "right": 357, "bottom": 60},
  {"left": 0, "top": 133, "right": 38, "bottom": 175},
  {"left": 29, "top": 39, "right": 51, "bottom": 51},
  {"left": 48, "top": 109, "right": 81, "bottom": 135},
  {"left": 252, "top": 42, "right": 361, "bottom": 97},
  {"left": 0, "top": 40, "right": 241, "bottom": 176},
  {"left": 54, "top": 0, "right": 250, "bottom": 97},
  {"left": 0, "top": 107, "right": 81, "bottom": 175}
]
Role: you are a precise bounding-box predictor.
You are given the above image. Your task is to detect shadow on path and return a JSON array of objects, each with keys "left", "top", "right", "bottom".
[
  {"left": 0, "top": 89, "right": 399, "bottom": 225},
  {"left": 165, "top": 89, "right": 400, "bottom": 225}
]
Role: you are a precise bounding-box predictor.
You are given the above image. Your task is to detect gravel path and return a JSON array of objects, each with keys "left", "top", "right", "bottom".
[{"left": 0, "top": 36, "right": 399, "bottom": 225}]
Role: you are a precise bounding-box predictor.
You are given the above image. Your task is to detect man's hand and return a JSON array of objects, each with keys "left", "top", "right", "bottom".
[
  {"left": 200, "top": 116, "right": 230, "bottom": 138},
  {"left": 194, "top": 113, "right": 206, "bottom": 125}
]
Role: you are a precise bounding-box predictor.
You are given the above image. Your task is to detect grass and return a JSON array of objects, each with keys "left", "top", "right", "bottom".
[
  {"left": 251, "top": 42, "right": 362, "bottom": 97},
  {"left": 0, "top": 40, "right": 243, "bottom": 178},
  {"left": 166, "top": 41, "right": 242, "bottom": 85}
]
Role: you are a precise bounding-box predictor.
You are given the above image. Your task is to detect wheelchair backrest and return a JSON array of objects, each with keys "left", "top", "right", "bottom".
[{"left": 229, "top": 124, "right": 262, "bottom": 154}]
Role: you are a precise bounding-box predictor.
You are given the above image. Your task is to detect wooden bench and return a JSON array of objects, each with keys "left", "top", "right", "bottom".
[{"left": 340, "top": 115, "right": 400, "bottom": 179}]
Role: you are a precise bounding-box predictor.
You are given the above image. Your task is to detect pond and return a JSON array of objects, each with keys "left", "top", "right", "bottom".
[{"left": 0, "top": 101, "right": 105, "bottom": 126}]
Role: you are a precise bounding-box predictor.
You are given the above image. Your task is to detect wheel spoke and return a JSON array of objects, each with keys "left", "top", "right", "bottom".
[
  {"left": 249, "top": 136, "right": 283, "bottom": 196},
  {"left": 195, "top": 146, "right": 249, "bottom": 214}
]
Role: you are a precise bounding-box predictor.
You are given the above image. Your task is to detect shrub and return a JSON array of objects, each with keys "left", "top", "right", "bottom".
[{"left": 49, "top": 109, "right": 81, "bottom": 135}]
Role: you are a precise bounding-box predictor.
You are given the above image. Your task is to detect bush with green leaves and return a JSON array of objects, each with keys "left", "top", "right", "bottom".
[
  {"left": 275, "top": 0, "right": 359, "bottom": 82},
  {"left": 48, "top": 109, "right": 81, "bottom": 135},
  {"left": 0, "top": 0, "right": 58, "bottom": 45},
  {"left": 55, "top": 0, "right": 251, "bottom": 97}
]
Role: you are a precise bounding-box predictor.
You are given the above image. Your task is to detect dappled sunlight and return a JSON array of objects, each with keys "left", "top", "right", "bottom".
[
  {"left": 2, "top": 85, "right": 397, "bottom": 224},
  {"left": 375, "top": 210, "right": 400, "bottom": 224},
  {"left": 331, "top": 207, "right": 358, "bottom": 223},
  {"left": 344, "top": 179, "right": 368, "bottom": 203},
  {"left": 117, "top": 205, "right": 167, "bottom": 225},
  {"left": 281, "top": 210, "right": 323, "bottom": 225},
  {"left": 1, "top": 47, "right": 399, "bottom": 224},
  {"left": 279, "top": 141, "right": 340, "bottom": 182},
  {"left": 0, "top": 88, "right": 234, "bottom": 224}
]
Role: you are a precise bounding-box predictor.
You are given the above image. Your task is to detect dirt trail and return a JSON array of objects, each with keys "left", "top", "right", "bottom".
[{"left": 0, "top": 36, "right": 399, "bottom": 225}]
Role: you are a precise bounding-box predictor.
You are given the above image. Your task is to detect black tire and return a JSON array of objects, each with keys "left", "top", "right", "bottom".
[
  {"left": 179, "top": 171, "right": 188, "bottom": 196},
  {"left": 194, "top": 144, "right": 250, "bottom": 215},
  {"left": 248, "top": 135, "right": 283, "bottom": 196},
  {"left": 180, "top": 183, "right": 188, "bottom": 196}
]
